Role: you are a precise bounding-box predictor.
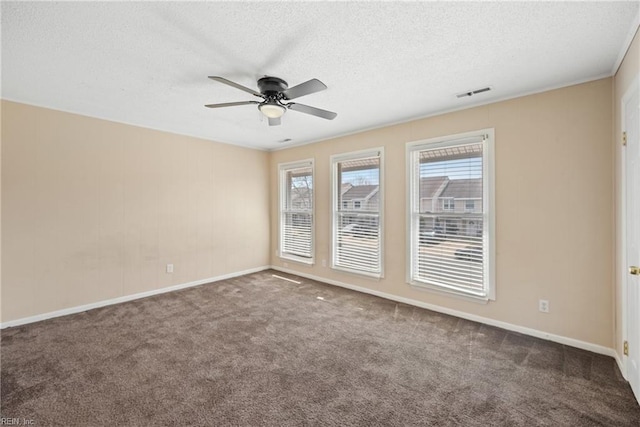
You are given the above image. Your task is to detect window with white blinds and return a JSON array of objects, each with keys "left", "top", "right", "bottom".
[
  {"left": 331, "top": 149, "right": 383, "bottom": 277},
  {"left": 407, "top": 130, "right": 494, "bottom": 300},
  {"left": 279, "top": 160, "right": 314, "bottom": 264}
]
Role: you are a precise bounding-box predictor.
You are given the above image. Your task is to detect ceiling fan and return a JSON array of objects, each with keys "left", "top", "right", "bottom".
[{"left": 205, "top": 76, "right": 337, "bottom": 126}]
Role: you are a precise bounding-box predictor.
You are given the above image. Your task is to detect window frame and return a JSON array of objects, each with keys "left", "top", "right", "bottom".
[
  {"left": 278, "top": 159, "right": 315, "bottom": 265},
  {"left": 443, "top": 198, "right": 455, "bottom": 211},
  {"left": 330, "top": 148, "right": 384, "bottom": 278},
  {"left": 406, "top": 129, "right": 495, "bottom": 301},
  {"left": 465, "top": 199, "right": 475, "bottom": 212}
]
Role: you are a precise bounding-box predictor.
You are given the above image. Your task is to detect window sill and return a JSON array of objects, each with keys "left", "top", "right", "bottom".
[
  {"left": 332, "top": 265, "right": 383, "bottom": 280},
  {"left": 408, "top": 281, "right": 491, "bottom": 305},
  {"left": 279, "top": 255, "right": 314, "bottom": 266}
]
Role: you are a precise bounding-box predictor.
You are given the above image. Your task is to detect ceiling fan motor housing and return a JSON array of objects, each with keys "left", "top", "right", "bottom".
[{"left": 257, "top": 76, "right": 288, "bottom": 99}]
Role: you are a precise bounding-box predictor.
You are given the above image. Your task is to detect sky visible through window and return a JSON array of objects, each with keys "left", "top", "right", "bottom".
[
  {"left": 291, "top": 158, "right": 481, "bottom": 188},
  {"left": 339, "top": 157, "right": 481, "bottom": 186},
  {"left": 421, "top": 157, "right": 482, "bottom": 180},
  {"left": 342, "top": 169, "right": 379, "bottom": 185},
  {"left": 291, "top": 175, "right": 312, "bottom": 188}
]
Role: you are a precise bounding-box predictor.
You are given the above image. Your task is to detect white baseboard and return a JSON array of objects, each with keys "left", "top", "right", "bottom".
[
  {"left": 271, "top": 266, "right": 617, "bottom": 358},
  {"left": 1, "top": 263, "right": 620, "bottom": 361},
  {"left": 616, "top": 352, "right": 627, "bottom": 380},
  {"left": 0, "top": 265, "right": 271, "bottom": 329}
]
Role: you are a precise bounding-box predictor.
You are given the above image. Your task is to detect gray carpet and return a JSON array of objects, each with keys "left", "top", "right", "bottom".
[{"left": 1, "top": 270, "right": 639, "bottom": 426}]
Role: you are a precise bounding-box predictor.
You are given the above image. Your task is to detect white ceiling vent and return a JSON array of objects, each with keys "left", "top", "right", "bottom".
[{"left": 456, "top": 87, "right": 492, "bottom": 98}]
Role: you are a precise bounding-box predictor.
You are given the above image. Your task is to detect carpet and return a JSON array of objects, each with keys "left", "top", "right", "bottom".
[{"left": 2, "top": 270, "right": 639, "bottom": 426}]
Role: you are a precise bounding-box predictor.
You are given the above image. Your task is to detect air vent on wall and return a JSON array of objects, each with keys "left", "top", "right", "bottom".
[{"left": 456, "top": 86, "right": 492, "bottom": 98}]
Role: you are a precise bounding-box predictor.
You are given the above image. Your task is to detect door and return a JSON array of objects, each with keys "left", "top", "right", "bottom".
[{"left": 624, "top": 79, "right": 640, "bottom": 403}]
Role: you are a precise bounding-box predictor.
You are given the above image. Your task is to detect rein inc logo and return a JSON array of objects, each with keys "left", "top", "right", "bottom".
[{"left": 0, "top": 419, "right": 34, "bottom": 425}]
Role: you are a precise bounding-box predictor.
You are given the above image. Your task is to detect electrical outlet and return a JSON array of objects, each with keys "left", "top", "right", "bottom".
[
  {"left": 166, "top": 264, "right": 174, "bottom": 274},
  {"left": 539, "top": 299, "right": 549, "bottom": 313}
]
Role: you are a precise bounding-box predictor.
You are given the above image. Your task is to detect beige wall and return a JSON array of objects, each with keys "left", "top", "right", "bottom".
[
  {"left": 0, "top": 76, "right": 620, "bottom": 349},
  {"left": 1, "top": 101, "right": 270, "bottom": 323},
  {"left": 614, "top": 30, "right": 640, "bottom": 357},
  {"left": 270, "top": 78, "right": 614, "bottom": 348}
]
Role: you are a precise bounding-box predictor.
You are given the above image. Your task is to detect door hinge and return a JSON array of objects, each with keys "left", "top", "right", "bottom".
[
  {"left": 624, "top": 340, "right": 629, "bottom": 356},
  {"left": 622, "top": 131, "right": 627, "bottom": 146}
]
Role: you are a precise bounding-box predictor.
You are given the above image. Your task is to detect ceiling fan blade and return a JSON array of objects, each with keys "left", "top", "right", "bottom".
[
  {"left": 288, "top": 103, "right": 337, "bottom": 120},
  {"left": 268, "top": 117, "right": 281, "bottom": 126},
  {"left": 204, "top": 101, "right": 260, "bottom": 108},
  {"left": 282, "top": 79, "right": 327, "bottom": 100},
  {"left": 208, "top": 76, "right": 262, "bottom": 97}
]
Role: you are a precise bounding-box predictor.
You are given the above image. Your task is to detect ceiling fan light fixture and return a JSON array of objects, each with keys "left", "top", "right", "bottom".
[{"left": 259, "top": 102, "right": 286, "bottom": 119}]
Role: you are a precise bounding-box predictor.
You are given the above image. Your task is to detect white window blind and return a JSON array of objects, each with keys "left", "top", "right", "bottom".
[
  {"left": 408, "top": 132, "right": 494, "bottom": 299},
  {"left": 332, "top": 150, "right": 383, "bottom": 276},
  {"left": 279, "top": 161, "right": 314, "bottom": 263}
]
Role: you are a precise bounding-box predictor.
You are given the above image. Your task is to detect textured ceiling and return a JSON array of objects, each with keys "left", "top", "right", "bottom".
[{"left": 2, "top": 2, "right": 639, "bottom": 151}]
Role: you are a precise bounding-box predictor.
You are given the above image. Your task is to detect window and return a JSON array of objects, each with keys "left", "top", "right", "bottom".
[
  {"left": 279, "top": 160, "right": 314, "bottom": 264},
  {"left": 465, "top": 200, "right": 475, "bottom": 212},
  {"left": 331, "top": 149, "right": 383, "bottom": 277},
  {"left": 443, "top": 198, "right": 455, "bottom": 211},
  {"left": 407, "top": 130, "right": 495, "bottom": 300}
]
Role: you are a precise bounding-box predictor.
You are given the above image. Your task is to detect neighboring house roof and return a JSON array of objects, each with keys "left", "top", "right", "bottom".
[
  {"left": 336, "top": 178, "right": 481, "bottom": 206},
  {"left": 341, "top": 183, "right": 353, "bottom": 195},
  {"left": 440, "top": 178, "right": 482, "bottom": 199},
  {"left": 342, "top": 184, "right": 378, "bottom": 201},
  {"left": 420, "top": 177, "right": 449, "bottom": 198}
]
